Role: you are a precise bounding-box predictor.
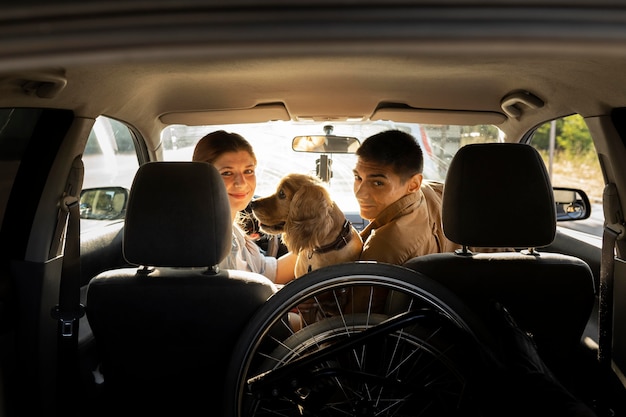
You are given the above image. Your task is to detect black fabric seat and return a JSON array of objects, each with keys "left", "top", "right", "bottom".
[
  {"left": 403, "top": 143, "right": 596, "bottom": 378},
  {"left": 85, "top": 162, "right": 278, "bottom": 416}
]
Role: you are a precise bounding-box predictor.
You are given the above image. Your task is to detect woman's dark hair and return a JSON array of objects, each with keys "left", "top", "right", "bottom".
[
  {"left": 356, "top": 129, "right": 424, "bottom": 182},
  {"left": 192, "top": 130, "right": 257, "bottom": 164}
]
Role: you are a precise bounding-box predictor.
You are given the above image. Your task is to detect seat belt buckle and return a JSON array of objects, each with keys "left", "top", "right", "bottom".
[{"left": 51, "top": 304, "right": 85, "bottom": 337}]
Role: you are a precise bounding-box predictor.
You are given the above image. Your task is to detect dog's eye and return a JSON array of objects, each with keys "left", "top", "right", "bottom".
[{"left": 278, "top": 190, "right": 286, "bottom": 199}]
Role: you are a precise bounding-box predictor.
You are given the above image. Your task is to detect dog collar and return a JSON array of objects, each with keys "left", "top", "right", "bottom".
[{"left": 312, "top": 219, "right": 353, "bottom": 254}]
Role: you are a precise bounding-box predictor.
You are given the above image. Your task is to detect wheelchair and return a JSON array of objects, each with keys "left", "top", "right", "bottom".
[{"left": 224, "top": 262, "right": 506, "bottom": 417}]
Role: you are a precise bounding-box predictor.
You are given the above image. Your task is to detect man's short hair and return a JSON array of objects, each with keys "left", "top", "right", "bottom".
[{"left": 356, "top": 129, "right": 424, "bottom": 182}]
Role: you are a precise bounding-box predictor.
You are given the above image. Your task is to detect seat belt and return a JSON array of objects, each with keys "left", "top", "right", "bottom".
[
  {"left": 598, "top": 183, "right": 624, "bottom": 415},
  {"left": 50, "top": 156, "right": 84, "bottom": 416}
]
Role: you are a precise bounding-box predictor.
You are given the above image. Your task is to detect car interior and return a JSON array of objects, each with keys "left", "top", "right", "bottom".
[{"left": 1, "top": 1, "right": 626, "bottom": 416}]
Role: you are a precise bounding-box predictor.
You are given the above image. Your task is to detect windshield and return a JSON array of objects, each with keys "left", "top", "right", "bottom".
[{"left": 161, "top": 121, "right": 503, "bottom": 213}]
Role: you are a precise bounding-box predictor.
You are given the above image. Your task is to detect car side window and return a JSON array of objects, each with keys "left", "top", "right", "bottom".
[
  {"left": 529, "top": 114, "right": 604, "bottom": 236},
  {"left": 530, "top": 115, "right": 601, "bottom": 199},
  {"left": 81, "top": 116, "right": 139, "bottom": 232}
]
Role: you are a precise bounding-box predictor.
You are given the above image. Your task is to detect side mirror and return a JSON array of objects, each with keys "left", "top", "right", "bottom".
[
  {"left": 79, "top": 187, "right": 129, "bottom": 220},
  {"left": 292, "top": 135, "right": 360, "bottom": 154},
  {"left": 554, "top": 187, "right": 591, "bottom": 222}
]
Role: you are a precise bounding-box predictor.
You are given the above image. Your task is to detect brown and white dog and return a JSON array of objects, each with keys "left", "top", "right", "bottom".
[{"left": 250, "top": 173, "right": 363, "bottom": 278}]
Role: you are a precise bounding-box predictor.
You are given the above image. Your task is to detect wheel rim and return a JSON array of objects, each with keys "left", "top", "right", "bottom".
[{"left": 226, "top": 263, "right": 498, "bottom": 417}]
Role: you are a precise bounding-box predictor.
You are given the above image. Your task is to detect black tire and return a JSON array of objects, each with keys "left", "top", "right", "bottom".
[{"left": 224, "top": 262, "right": 501, "bottom": 417}]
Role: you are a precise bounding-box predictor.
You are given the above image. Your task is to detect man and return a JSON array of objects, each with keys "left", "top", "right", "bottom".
[
  {"left": 353, "top": 129, "right": 457, "bottom": 265},
  {"left": 345, "top": 129, "right": 458, "bottom": 314}
]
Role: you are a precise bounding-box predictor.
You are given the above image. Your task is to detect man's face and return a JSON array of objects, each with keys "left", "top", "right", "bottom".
[{"left": 353, "top": 158, "right": 422, "bottom": 221}]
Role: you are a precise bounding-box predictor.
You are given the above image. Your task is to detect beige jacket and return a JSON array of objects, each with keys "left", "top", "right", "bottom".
[{"left": 359, "top": 181, "right": 458, "bottom": 265}]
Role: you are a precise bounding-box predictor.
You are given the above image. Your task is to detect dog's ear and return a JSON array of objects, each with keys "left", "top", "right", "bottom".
[{"left": 284, "top": 184, "right": 336, "bottom": 252}]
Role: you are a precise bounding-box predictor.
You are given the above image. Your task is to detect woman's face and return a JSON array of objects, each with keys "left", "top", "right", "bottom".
[{"left": 212, "top": 150, "right": 257, "bottom": 219}]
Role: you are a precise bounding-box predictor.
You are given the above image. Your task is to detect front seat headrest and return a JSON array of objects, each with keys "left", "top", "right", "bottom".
[
  {"left": 443, "top": 143, "right": 556, "bottom": 248},
  {"left": 123, "top": 161, "right": 232, "bottom": 268}
]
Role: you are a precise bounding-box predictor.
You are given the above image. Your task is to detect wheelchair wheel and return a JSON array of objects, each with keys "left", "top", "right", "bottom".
[{"left": 225, "top": 262, "right": 500, "bottom": 417}]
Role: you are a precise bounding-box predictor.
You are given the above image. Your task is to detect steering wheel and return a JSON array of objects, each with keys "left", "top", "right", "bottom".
[{"left": 224, "top": 262, "right": 508, "bottom": 417}]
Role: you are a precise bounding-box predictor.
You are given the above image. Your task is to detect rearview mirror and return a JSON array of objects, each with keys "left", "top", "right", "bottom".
[
  {"left": 79, "top": 186, "right": 129, "bottom": 220},
  {"left": 554, "top": 187, "right": 591, "bottom": 221},
  {"left": 292, "top": 135, "right": 360, "bottom": 154}
]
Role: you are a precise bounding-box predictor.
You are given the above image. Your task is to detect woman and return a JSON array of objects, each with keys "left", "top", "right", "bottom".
[{"left": 192, "top": 130, "right": 296, "bottom": 284}]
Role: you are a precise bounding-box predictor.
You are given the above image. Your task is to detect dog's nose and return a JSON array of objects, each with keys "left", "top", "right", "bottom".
[{"left": 249, "top": 200, "right": 257, "bottom": 209}]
